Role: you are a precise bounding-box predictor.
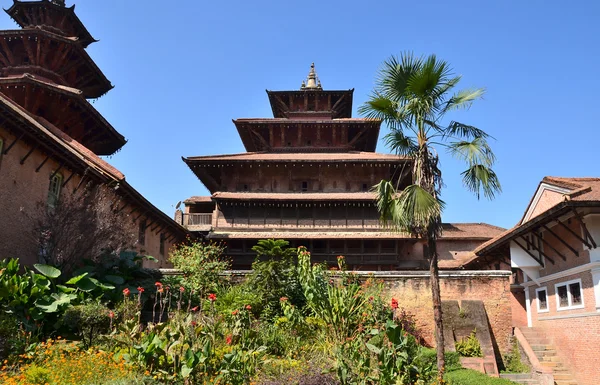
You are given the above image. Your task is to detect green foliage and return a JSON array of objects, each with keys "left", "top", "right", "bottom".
[
  {"left": 251, "top": 239, "right": 297, "bottom": 260},
  {"left": 445, "top": 368, "right": 520, "bottom": 384},
  {"left": 502, "top": 339, "right": 530, "bottom": 373},
  {"left": 455, "top": 330, "right": 483, "bottom": 357},
  {"left": 169, "top": 240, "right": 230, "bottom": 296},
  {"left": 416, "top": 348, "right": 462, "bottom": 373},
  {"left": 62, "top": 302, "right": 111, "bottom": 348},
  {"left": 24, "top": 365, "right": 52, "bottom": 385}
]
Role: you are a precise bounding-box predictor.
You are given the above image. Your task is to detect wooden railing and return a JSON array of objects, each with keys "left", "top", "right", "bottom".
[
  {"left": 185, "top": 213, "right": 212, "bottom": 226},
  {"left": 214, "top": 216, "right": 387, "bottom": 230}
]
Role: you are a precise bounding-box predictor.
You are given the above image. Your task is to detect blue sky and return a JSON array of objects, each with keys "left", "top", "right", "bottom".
[{"left": 4, "top": 0, "right": 599, "bottom": 229}]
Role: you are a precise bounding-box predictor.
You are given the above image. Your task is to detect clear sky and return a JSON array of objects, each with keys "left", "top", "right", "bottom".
[{"left": 4, "top": 0, "right": 599, "bottom": 229}]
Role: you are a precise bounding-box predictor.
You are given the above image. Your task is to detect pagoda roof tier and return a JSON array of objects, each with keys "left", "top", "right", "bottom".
[
  {"left": 0, "top": 29, "right": 113, "bottom": 98},
  {"left": 208, "top": 223, "right": 504, "bottom": 240},
  {"left": 184, "top": 151, "right": 409, "bottom": 163},
  {"left": 233, "top": 118, "right": 381, "bottom": 152},
  {"left": 266, "top": 89, "right": 354, "bottom": 119},
  {"left": 212, "top": 191, "right": 379, "bottom": 201},
  {"left": 0, "top": 74, "right": 126, "bottom": 155},
  {"left": 183, "top": 151, "right": 410, "bottom": 193},
  {"left": 6, "top": 1, "right": 97, "bottom": 47}
]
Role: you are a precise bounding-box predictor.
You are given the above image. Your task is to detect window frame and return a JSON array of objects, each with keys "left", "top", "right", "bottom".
[
  {"left": 535, "top": 286, "right": 549, "bottom": 313},
  {"left": 47, "top": 172, "right": 63, "bottom": 209},
  {"left": 138, "top": 219, "right": 146, "bottom": 246},
  {"left": 555, "top": 278, "right": 585, "bottom": 311},
  {"left": 159, "top": 233, "right": 165, "bottom": 256}
]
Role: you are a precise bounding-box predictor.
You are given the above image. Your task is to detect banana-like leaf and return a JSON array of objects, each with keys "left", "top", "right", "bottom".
[
  {"left": 33, "top": 264, "right": 61, "bottom": 279},
  {"left": 75, "top": 277, "right": 97, "bottom": 292},
  {"left": 103, "top": 275, "right": 125, "bottom": 285},
  {"left": 65, "top": 273, "right": 88, "bottom": 285}
]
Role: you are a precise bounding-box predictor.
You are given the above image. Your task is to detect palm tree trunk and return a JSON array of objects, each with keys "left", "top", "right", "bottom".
[{"left": 428, "top": 234, "right": 445, "bottom": 379}]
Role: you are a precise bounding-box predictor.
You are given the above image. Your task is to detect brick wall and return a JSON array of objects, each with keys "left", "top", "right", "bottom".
[{"left": 380, "top": 271, "right": 513, "bottom": 356}]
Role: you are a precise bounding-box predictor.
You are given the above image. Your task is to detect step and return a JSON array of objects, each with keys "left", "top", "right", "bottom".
[
  {"left": 500, "top": 373, "right": 533, "bottom": 380},
  {"left": 530, "top": 344, "right": 554, "bottom": 351},
  {"left": 554, "top": 382, "right": 577, "bottom": 385},
  {"left": 554, "top": 373, "right": 575, "bottom": 381}
]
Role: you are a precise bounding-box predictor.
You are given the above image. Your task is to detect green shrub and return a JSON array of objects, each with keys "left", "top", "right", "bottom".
[
  {"left": 416, "top": 348, "right": 462, "bottom": 372},
  {"left": 62, "top": 302, "right": 111, "bottom": 347},
  {"left": 502, "top": 338, "right": 530, "bottom": 373},
  {"left": 455, "top": 330, "right": 483, "bottom": 357},
  {"left": 446, "top": 368, "right": 520, "bottom": 384},
  {"left": 24, "top": 365, "right": 52, "bottom": 385}
]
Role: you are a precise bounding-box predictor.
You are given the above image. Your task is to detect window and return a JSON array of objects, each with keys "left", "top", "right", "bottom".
[
  {"left": 159, "top": 233, "right": 165, "bottom": 256},
  {"left": 301, "top": 181, "right": 308, "bottom": 192},
  {"left": 47, "top": 172, "right": 62, "bottom": 208},
  {"left": 362, "top": 183, "right": 369, "bottom": 192},
  {"left": 555, "top": 279, "right": 584, "bottom": 310},
  {"left": 535, "top": 287, "right": 549, "bottom": 312},
  {"left": 138, "top": 220, "right": 146, "bottom": 246}
]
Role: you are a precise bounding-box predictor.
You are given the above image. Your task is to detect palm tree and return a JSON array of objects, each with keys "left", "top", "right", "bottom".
[{"left": 359, "top": 53, "right": 501, "bottom": 379}]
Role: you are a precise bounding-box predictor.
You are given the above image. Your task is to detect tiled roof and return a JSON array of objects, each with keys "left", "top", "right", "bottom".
[
  {"left": 184, "top": 196, "right": 213, "bottom": 204},
  {"left": 209, "top": 223, "right": 504, "bottom": 240},
  {"left": 473, "top": 176, "right": 600, "bottom": 256},
  {"left": 185, "top": 151, "right": 409, "bottom": 162}
]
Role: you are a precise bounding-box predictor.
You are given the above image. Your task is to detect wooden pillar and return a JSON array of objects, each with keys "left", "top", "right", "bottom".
[
  {"left": 298, "top": 123, "right": 302, "bottom": 146},
  {"left": 269, "top": 126, "right": 274, "bottom": 146}
]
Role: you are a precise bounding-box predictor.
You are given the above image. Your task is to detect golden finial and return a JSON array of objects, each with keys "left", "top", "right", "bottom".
[{"left": 300, "top": 63, "right": 322, "bottom": 90}]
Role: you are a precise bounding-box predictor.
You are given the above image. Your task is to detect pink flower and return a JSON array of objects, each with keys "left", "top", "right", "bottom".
[
  {"left": 232, "top": 310, "right": 239, "bottom": 315},
  {"left": 179, "top": 287, "right": 185, "bottom": 293},
  {"left": 137, "top": 286, "right": 145, "bottom": 293},
  {"left": 245, "top": 305, "right": 252, "bottom": 310},
  {"left": 191, "top": 306, "right": 199, "bottom": 312},
  {"left": 391, "top": 298, "right": 398, "bottom": 309},
  {"left": 208, "top": 293, "right": 217, "bottom": 302},
  {"left": 123, "top": 288, "right": 130, "bottom": 297},
  {"left": 155, "top": 282, "right": 163, "bottom": 288},
  {"left": 337, "top": 255, "right": 345, "bottom": 260},
  {"left": 108, "top": 311, "right": 114, "bottom": 319},
  {"left": 279, "top": 297, "right": 288, "bottom": 302}
]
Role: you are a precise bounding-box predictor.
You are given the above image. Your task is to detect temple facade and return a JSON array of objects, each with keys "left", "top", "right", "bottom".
[
  {"left": 182, "top": 65, "right": 504, "bottom": 269},
  {"left": 0, "top": 1, "right": 188, "bottom": 267}
]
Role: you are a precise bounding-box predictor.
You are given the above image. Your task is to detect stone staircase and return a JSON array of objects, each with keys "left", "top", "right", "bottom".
[
  {"left": 520, "top": 327, "right": 578, "bottom": 385},
  {"left": 499, "top": 373, "right": 539, "bottom": 385}
]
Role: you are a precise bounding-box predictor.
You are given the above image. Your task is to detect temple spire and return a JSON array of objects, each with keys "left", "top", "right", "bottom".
[
  {"left": 51, "top": 0, "right": 66, "bottom": 6},
  {"left": 300, "top": 63, "right": 322, "bottom": 90}
]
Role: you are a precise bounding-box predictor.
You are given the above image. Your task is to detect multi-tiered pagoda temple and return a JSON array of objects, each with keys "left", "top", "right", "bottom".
[
  {"left": 0, "top": 1, "right": 187, "bottom": 266},
  {"left": 182, "top": 65, "right": 503, "bottom": 269}
]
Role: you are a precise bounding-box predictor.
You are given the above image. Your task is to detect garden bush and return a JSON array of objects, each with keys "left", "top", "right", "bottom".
[
  {"left": 455, "top": 330, "right": 483, "bottom": 357},
  {"left": 62, "top": 302, "right": 111, "bottom": 348}
]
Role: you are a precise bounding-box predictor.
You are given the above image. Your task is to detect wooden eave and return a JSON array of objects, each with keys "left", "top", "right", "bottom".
[
  {"left": 5, "top": 1, "right": 97, "bottom": 47},
  {"left": 0, "top": 75, "right": 126, "bottom": 155},
  {"left": 266, "top": 89, "right": 354, "bottom": 118},
  {"left": 233, "top": 119, "right": 381, "bottom": 152},
  {"left": 0, "top": 29, "right": 112, "bottom": 98}
]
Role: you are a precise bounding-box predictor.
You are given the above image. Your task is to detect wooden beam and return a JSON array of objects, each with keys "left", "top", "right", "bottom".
[
  {"left": 541, "top": 224, "right": 579, "bottom": 256},
  {"left": 49, "top": 163, "right": 64, "bottom": 180},
  {"left": 3, "top": 133, "right": 24, "bottom": 155},
  {"left": 570, "top": 209, "right": 597, "bottom": 248},
  {"left": 153, "top": 225, "right": 165, "bottom": 235},
  {"left": 521, "top": 235, "right": 555, "bottom": 265},
  {"left": 0, "top": 37, "right": 15, "bottom": 65},
  {"left": 331, "top": 93, "right": 347, "bottom": 114},
  {"left": 61, "top": 171, "right": 75, "bottom": 188},
  {"left": 20, "top": 144, "right": 38, "bottom": 165},
  {"left": 554, "top": 217, "right": 594, "bottom": 250},
  {"left": 513, "top": 238, "right": 544, "bottom": 266},
  {"left": 531, "top": 231, "right": 566, "bottom": 262},
  {"left": 347, "top": 126, "right": 370, "bottom": 148},
  {"left": 150, "top": 222, "right": 161, "bottom": 232}
]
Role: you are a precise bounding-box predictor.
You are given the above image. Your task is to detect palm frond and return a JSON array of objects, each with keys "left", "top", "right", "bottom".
[
  {"left": 443, "top": 88, "right": 485, "bottom": 114},
  {"left": 447, "top": 137, "right": 496, "bottom": 167},
  {"left": 443, "top": 121, "right": 490, "bottom": 140},
  {"left": 393, "top": 184, "right": 444, "bottom": 234},
  {"left": 357, "top": 94, "right": 398, "bottom": 122},
  {"left": 461, "top": 165, "right": 502, "bottom": 200},
  {"left": 383, "top": 129, "right": 418, "bottom": 156},
  {"left": 372, "top": 180, "right": 397, "bottom": 227},
  {"left": 377, "top": 53, "right": 423, "bottom": 100}
]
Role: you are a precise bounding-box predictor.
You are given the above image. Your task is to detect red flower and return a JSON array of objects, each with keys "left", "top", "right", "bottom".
[
  {"left": 232, "top": 310, "right": 239, "bottom": 315},
  {"left": 179, "top": 286, "right": 185, "bottom": 293},
  {"left": 191, "top": 321, "right": 197, "bottom": 327},
  {"left": 108, "top": 311, "right": 114, "bottom": 319},
  {"left": 279, "top": 297, "right": 288, "bottom": 302},
  {"left": 208, "top": 293, "right": 217, "bottom": 302},
  {"left": 391, "top": 298, "right": 398, "bottom": 309},
  {"left": 123, "top": 288, "right": 130, "bottom": 297},
  {"left": 155, "top": 282, "right": 163, "bottom": 287},
  {"left": 245, "top": 305, "right": 252, "bottom": 310},
  {"left": 337, "top": 255, "right": 345, "bottom": 260},
  {"left": 137, "top": 286, "right": 145, "bottom": 293},
  {"left": 191, "top": 306, "right": 199, "bottom": 312},
  {"left": 369, "top": 296, "right": 374, "bottom": 302},
  {"left": 226, "top": 335, "right": 233, "bottom": 345}
]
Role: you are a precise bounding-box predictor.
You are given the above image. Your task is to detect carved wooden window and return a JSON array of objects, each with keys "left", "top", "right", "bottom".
[
  {"left": 138, "top": 220, "right": 146, "bottom": 246},
  {"left": 47, "top": 172, "right": 63, "bottom": 209},
  {"left": 535, "top": 287, "right": 548, "bottom": 312},
  {"left": 555, "top": 279, "right": 584, "bottom": 310}
]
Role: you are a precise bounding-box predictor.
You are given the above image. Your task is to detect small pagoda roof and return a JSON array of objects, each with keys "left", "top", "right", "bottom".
[
  {"left": 5, "top": 0, "right": 97, "bottom": 47},
  {"left": 212, "top": 191, "right": 379, "bottom": 201},
  {"left": 233, "top": 118, "right": 381, "bottom": 152},
  {"left": 0, "top": 28, "right": 113, "bottom": 98},
  {"left": 184, "top": 151, "right": 409, "bottom": 163},
  {"left": 208, "top": 223, "right": 504, "bottom": 240},
  {"left": 266, "top": 89, "right": 354, "bottom": 119},
  {"left": 0, "top": 73, "right": 126, "bottom": 155}
]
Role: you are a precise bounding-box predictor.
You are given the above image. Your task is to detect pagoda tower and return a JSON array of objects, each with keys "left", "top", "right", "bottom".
[{"left": 0, "top": 0, "right": 125, "bottom": 155}]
